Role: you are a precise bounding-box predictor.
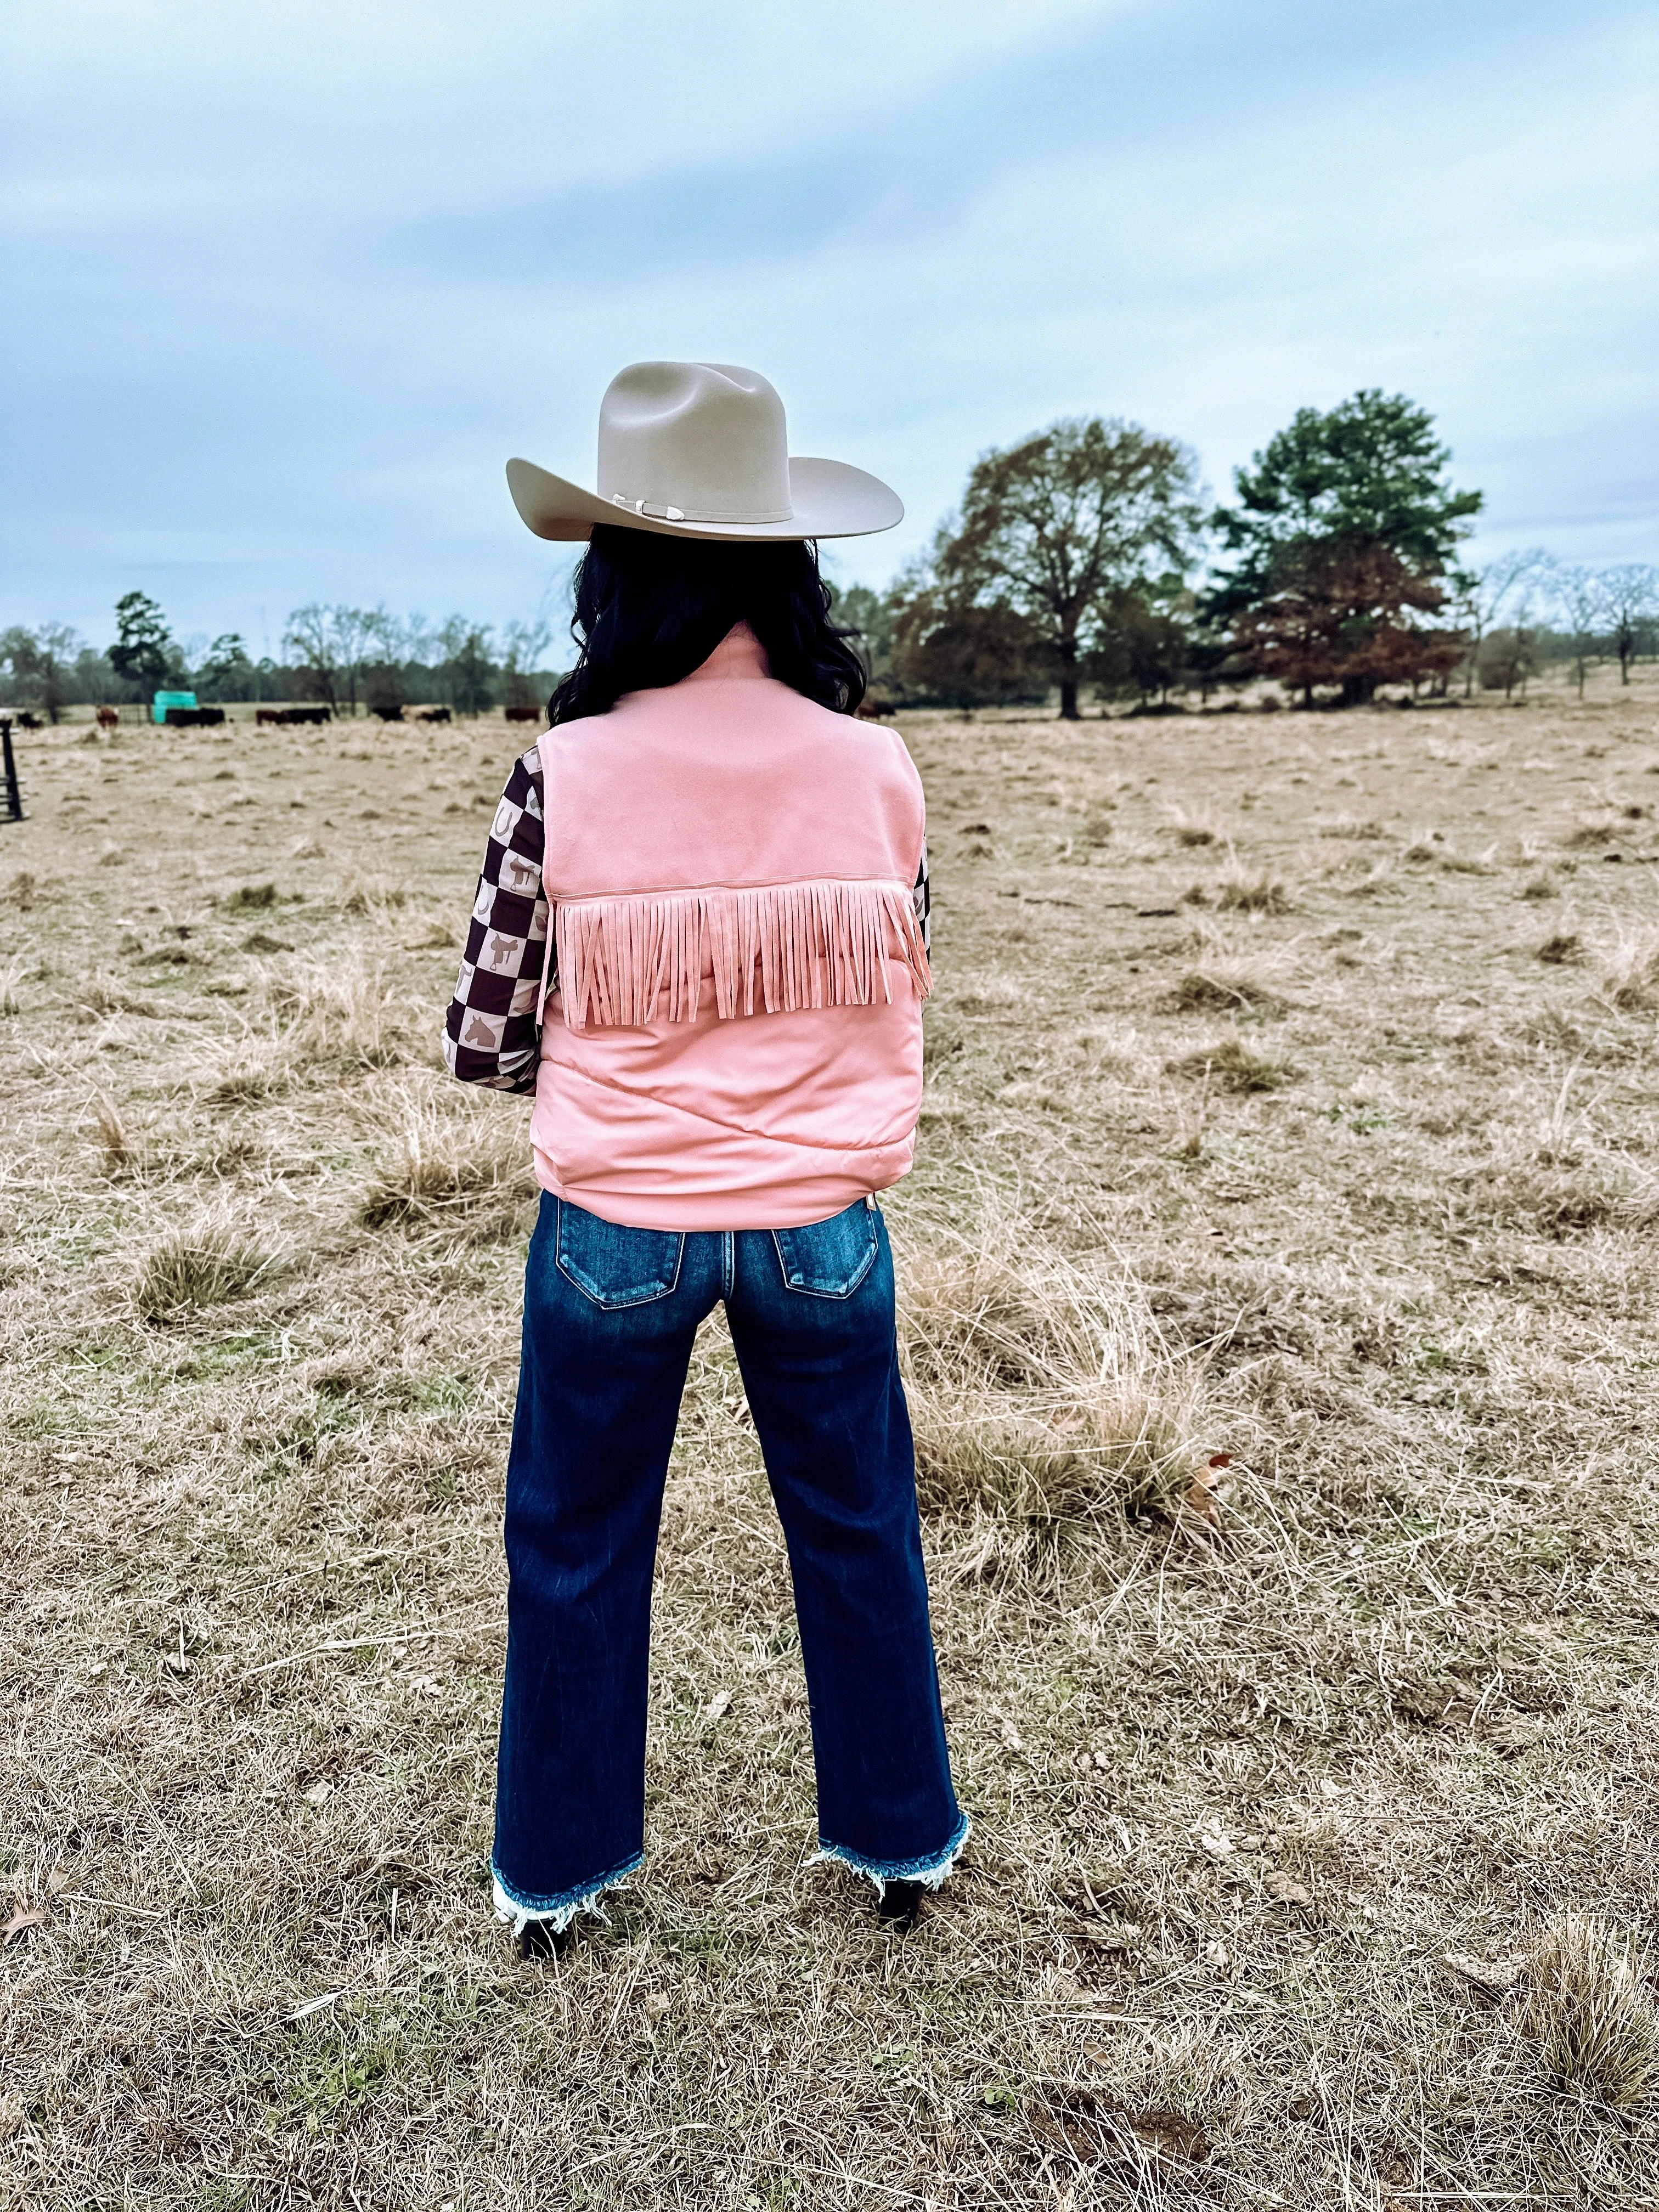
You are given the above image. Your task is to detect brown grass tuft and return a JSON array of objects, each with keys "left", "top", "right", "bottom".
[
  {"left": 264, "top": 951, "right": 411, "bottom": 1064},
  {"left": 1169, "top": 964, "right": 1288, "bottom": 1015},
  {"left": 1167, "top": 1035, "right": 1293, "bottom": 1092},
  {"left": 134, "top": 1216, "right": 274, "bottom": 1321},
  {"left": 1537, "top": 931, "right": 1582, "bottom": 965},
  {"left": 1167, "top": 803, "right": 1222, "bottom": 848},
  {"left": 218, "top": 882, "right": 279, "bottom": 911},
  {"left": 1598, "top": 922, "right": 1659, "bottom": 1010},
  {"left": 1520, "top": 1917, "right": 1659, "bottom": 2108},
  {"left": 1215, "top": 861, "right": 1293, "bottom": 914},
  {"left": 89, "top": 1091, "right": 133, "bottom": 1172},
  {"left": 900, "top": 1234, "right": 1211, "bottom": 1526},
  {"left": 358, "top": 1082, "right": 537, "bottom": 1230}
]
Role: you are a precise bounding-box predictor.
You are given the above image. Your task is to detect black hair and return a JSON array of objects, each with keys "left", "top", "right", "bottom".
[{"left": 547, "top": 524, "right": 866, "bottom": 725}]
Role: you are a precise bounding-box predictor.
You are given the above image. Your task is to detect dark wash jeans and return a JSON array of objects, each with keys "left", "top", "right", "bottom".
[{"left": 492, "top": 1193, "right": 966, "bottom": 1927}]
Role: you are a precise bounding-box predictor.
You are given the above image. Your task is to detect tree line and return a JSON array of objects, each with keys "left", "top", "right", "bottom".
[
  {"left": 839, "top": 390, "right": 1658, "bottom": 715},
  {"left": 0, "top": 603, "right": 565, "bottom": 724},
  {"left": 3, "top": 389, "right": 1656, "bottom": 724}
]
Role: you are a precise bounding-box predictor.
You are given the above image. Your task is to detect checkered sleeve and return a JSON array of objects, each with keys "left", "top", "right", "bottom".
[{"left": 442, "top": 746, "right": 550, "bottom": 1092}]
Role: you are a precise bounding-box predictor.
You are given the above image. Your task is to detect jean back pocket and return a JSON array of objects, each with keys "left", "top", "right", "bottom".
[
  {"left": 771, "top": 1201, "right": 879, "bottom": 1300},
  {"left": 556, "top": 1200, "right": 684, "bottom": 1310}
]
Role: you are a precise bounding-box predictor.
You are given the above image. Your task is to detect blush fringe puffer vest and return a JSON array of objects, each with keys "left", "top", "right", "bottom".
[{"left": 529, "top": 625, "right": 930, "bottom": 1229}]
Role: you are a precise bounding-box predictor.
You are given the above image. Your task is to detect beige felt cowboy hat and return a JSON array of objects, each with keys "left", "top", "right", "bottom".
[{"left": 506, "top": 360, "right": 902, "bottom": 544}]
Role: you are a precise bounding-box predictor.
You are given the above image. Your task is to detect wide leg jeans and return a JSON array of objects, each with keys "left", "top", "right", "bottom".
[{"left": 492, "top": 1193, "right": 966, "bottom": 1928}]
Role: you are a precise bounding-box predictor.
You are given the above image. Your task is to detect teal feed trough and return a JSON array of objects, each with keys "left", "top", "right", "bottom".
[{"left": 153, "top": 691, "right": 197, "bottom": 724}]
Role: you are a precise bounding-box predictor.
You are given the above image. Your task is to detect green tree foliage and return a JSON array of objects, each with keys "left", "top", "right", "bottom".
[
  {"left": 2, "top": 623, "right": 84, "bottom": 723},
  {"left": 442, "top": 626, "right": 496, "bottom": 715},
  {"left": 1211, "top": 391, "right": 1480, "bottom": 704},
  {"left": 892, "top": 597, "right": 1048, "bottom": 709},
  {"left": 108, "top": 592, "right": 173, "bottom": 693},
  {"left": 194, "top": 633, "right": 253, "bottom": 701},
  {"left": 1212, "top": 391, "right": 1482, "bottom": 607},
  {"left": 896, "top": 418, "right": 1205, "bottom": 718}
]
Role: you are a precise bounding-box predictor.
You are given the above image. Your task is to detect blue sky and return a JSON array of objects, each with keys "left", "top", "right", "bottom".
[{"left": 3, "top": 0, "right": 1655, "bottom": 654}]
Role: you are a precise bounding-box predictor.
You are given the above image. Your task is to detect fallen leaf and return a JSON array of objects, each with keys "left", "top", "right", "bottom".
[
  {"left": 46, "top": 1866, "right": 69, "bottom": 1895},
  {"left": 1265, "top": 1871, "right": 1311, "bottom": 1904},
  {"left": 1444, "top": 1948, "right": 1524, "bottom": 1995},
  {"left": 0, "top": 2094, "right": 25, "bottom": 2141},
  {"left": 703, "top": 1688, "right": 732, "bottom": 1723},
  {"left": 303, "top": 1780, "right": 332, "bottom": 1807},
  {"left": 3, "top": 1906, "right": 47, "bottom": 1943},
  {"left": 642, "top": 1991, "right": 670, "bottom": 2019}
]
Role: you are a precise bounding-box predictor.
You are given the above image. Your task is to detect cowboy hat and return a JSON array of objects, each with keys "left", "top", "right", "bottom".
[{"left": 506, "top": 361, "right": 902, "bottom": 544}]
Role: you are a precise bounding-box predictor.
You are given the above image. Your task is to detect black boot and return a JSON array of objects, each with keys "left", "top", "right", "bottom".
[
  {"left": 518, "top": 1917, "right": 571, "bottom": 1961},
  {"left": 877, "top": 1879, "right": 926, "bottom": 1933}
]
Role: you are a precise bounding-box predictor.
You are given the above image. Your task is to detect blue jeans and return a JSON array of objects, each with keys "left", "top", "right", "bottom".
[{"left": 492, "top": 1194, "right": 967, "bottom": 1930}]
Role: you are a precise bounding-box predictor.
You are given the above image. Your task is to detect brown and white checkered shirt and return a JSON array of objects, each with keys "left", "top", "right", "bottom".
[{"left": 443, "top": 746, "right": 930, "bottom": 1092}]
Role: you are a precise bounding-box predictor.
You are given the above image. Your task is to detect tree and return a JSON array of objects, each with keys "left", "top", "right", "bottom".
[
  {"left": 283, "top": 605, "right": 342, "bottom": 709},
  {"left": 108, "top": 591, "right": 173, "bottom": 695},
  {"left": 1477, "top": 624, "right": 1538, "bottom": 699},
  {"left": 1447, "top": 550, "right": 1548, "bottom": 697},
  {"left": 436, "top": 620, "right": 495, "bottom": 715},
  {"left": 904, "top": 417, "right": 1205, "bottom": 719},
  {"left": 1211, "top": 391, "right": 1482, "bottom": 612},
  {"left": 1546, "top": 564, "right": 1605, "bottom": 700},
  {"left": 1210, "top": 391, "right": 1480, "bottom": 705},
  {"left": 1228, "top": 540, "right": 1464, "bottom": 707},
  {"left": 1599, "top": 565, "right": 1657, "bottom": 685},
  {"left": 500, "top": 618, "right": 553, "bottom": 713},
  {"left": 195, "top": 633, "right": 253, "bottom": 701},
  {"left": 283, "top": 603, "right": 382, "bottom": 714},
  {"left": 890, "top": 594, "right": 1049, "bottom": 708},
  {"left": 1, "top": 623, "right": 84, "bottom": 723}
]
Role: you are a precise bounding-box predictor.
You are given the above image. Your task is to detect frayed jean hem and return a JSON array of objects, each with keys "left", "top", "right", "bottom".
[
  {"left": 808, "top": 1810, "right": 970, "bottom": 1899},
  {"left": 490, "top": 1849, "right": 642, "bottom": 1937}
]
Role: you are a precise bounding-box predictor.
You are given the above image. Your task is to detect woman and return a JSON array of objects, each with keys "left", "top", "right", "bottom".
[{"left": 444, "top": 362, "right": 966, "bottom": 1954}]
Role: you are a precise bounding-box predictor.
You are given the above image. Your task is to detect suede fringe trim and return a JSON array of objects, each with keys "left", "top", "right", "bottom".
[{"left": 553, "top": 877, "right": 932, "bottom": 1030}]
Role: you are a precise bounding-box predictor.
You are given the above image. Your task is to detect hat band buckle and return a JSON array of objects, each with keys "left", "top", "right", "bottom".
[{"left": 610, "top": 492, "right": 794, "bottom": 527}]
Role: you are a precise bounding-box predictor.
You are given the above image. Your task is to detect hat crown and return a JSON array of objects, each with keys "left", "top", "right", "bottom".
[{"left": 595, "top": 362, "right": 793, "bottom": 526}]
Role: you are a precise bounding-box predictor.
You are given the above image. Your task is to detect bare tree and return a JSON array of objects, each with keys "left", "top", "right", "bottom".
[
  {"left": 282, "top": 604, "right": 383, "bottom": 715},
  {"left": 1599, "top": 565, "right": 1658, "bottom": 685},
  {"left": 1448, "top": 550, "right": 1548, "bottom": 697},
  {"left": 1545, "top": 564, "right": 1606, "bottom": 700},
  {"left": 283, "top": 605, "right": 341, "bottom": 710},
  {"left": 500, "top": 619, "right": 554, "bottom": 713}
]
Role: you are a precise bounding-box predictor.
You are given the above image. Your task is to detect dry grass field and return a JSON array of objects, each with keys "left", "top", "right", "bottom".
[{"left": 5, "top": 673, "right": 1659, "bottom": 2210}]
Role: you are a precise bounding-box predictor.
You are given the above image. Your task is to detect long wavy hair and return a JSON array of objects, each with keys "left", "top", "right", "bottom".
[{"left": 547, "top": 525, "right": 866, "bottom": 724}]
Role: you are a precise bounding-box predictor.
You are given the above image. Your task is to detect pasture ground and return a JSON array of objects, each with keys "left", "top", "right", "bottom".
[{"left": 4, "top": 674, "right": 1659, "bottom": 2210}]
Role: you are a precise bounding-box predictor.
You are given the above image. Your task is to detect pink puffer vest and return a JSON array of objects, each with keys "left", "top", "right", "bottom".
[{"left": 528, "top": 626, "right": 930, "bottom": 1229}]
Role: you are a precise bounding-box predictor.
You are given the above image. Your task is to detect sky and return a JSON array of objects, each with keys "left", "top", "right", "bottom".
[{"left": 2, "top": 0, "right": 1656, "bottom": 657}]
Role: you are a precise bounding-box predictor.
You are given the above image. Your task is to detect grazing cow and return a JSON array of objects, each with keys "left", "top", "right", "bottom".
[
  {"left": 408, "top": 706, "right": 453, "bottom": 724},
  {"left": 95, "top": 704, "right": 119, "bottom": 730},
  {"left": 256, "top": 706, "right": 332, "bottom": 726},
  {"left": 255, "top": 708, "right": 283, "bottom": 725},
  {"left": 855, "top": 696, "right": 898, "bottom": 720},
  {"left": 16, "top": 710, "right": 42, "bottom": 730},
  {"left": 504, "top": 704, "right": 541, "bottom": 724},
  {"left": 163, "top": 706, "right": 227, "bottom": 727}
]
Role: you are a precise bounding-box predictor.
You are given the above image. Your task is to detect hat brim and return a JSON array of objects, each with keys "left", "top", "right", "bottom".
[{"left": 505, "top": 454, "right": 902, "bottom": 543}]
